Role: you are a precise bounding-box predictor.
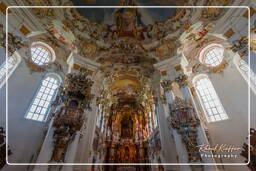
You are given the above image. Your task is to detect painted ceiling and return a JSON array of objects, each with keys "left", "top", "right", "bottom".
[
  {"left": 72, "top": 0, "right": 177, "bottom": 24},
  {"left": 23, "top": 0, "right": 234, "bottom": 77}
]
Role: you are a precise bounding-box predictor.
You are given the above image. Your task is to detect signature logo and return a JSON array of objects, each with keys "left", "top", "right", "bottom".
[
  {"left": 197, "top": 144, "right": 241, "bottom": 159},
  {"left": 197, "top": 144, "right": 241, "bottom": 153}
]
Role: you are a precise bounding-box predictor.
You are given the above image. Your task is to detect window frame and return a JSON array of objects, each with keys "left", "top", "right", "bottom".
[
  {"left": 0, "top": 51, "right": 21, "bottom": 89},
  {"left": 199, "top": 43, "right": 225, "bottom": 67},
  {"left": 237, "top": 58, "right": 256, "bottom": 94},
  {"left": 193, "top": 74, "right": 228, "bottom": 123},
  {"left": 24, "top": 73, "right": 62, "bottom": 122},
  {"left": 30, "top": 42, "right": 56, "bottom": 66}
]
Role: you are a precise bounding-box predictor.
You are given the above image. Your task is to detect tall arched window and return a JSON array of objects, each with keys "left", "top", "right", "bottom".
[
  {"left": 193, "top": 75, "right": 228, "bottom": 122},
  {"left": 237, "top": 59, "right": 256, "bottom": 93},
  {"left": 0, "top": 51, "right": 21, "bottom": 89},
  {"left": 30, "top": 42, "right": 55, "bottom": 66},
  {"left": 199, "top": 43, "right": 224, "bottom": 67},
  {"left": 25, "top": 74, "right": 61, "bottom": 122}
]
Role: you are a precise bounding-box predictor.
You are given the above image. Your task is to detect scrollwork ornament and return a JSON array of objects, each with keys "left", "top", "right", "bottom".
[
  {"left": 50, "top": 72, "right": 94, "bottom": 162},
  {"left": 174, "top": 75, "right": 188, "bottom": 88},
  {"left": 160, "top": 80, "right": 173, "bottom": 92},
  {"left": 168, "top": 97, "right": 201, "bottom": 162}
]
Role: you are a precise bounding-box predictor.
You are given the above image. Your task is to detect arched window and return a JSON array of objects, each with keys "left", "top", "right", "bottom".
[
  {"left": 199, "top": 43, "right": 224, "bottom": 67},
  {"left": 193, "top": 75, "right": 228, "bottom": 122},
  {"left": 237, "top": 59, "right": 256, "bottom": 93},
  {"left": 0, "top": 52, "right": 21, "bottom": 89},
  {"left": 31, "top": 42, "right": 55, "bottom": 66},
  {"left": 25, "top": 74, "right": 61, "bottom": 121}
]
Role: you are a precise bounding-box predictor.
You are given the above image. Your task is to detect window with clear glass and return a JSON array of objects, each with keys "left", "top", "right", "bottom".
[
  {"left": 203, "top": 47, "right": 224, "bottom": 67},
  {"left": 25, "top": 75, "right": 60, "bottom": 121},
  {"left": 31, "top": 45, "right": 51, "bottom": 66},
  {"left": 0, "top": 54, "right": 20, "bottom": 89},
  {"left": 238, "top": 59, "right": 256, "bottom": 92},
  {"left": 194, "top": 76, "right": 228, "bottom": 122}
]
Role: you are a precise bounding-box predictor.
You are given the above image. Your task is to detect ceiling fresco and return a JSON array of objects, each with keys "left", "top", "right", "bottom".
[
  {"left": 72, "top": 0, "right": 177, "bottom": 24},
  {"left": 23, "top": 0, "right": 234, "bottom": 76}
]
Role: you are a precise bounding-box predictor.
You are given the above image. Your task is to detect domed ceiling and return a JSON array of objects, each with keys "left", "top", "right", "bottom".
[
  {"left": 23, "top": 0, "right": 234, "bottom": 76},
  {"left": 72, "top": 0, "right": 178, "bottom": 24}
]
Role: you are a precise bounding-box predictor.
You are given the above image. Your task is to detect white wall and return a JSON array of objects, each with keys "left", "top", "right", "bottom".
[
  {"left": 204, "top": 62, "right": 256, "bottom": 171},
  {"left": 0, "top": 60, "right": 50, "bottom": 171}
]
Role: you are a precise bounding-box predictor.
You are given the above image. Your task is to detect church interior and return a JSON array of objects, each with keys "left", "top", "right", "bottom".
[{"left": 0, "top": 0, "right": 256, "bottom": 171}]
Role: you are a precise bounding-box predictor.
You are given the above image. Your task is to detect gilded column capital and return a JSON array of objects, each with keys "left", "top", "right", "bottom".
[
  {"left": 160, "top": 79, "right": 173, "bottom": 92},
  {"left": 168, "top": 97, "right": 201, "bottom": 162},
  {"left": 174, "top": 74, "right": 188, "bottom": 88}
]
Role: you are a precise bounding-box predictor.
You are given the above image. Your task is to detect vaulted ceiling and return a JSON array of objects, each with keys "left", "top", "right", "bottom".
[
  {"left": 21, "top": 0, "right": 234, "bottom": 73},
  {"left": 72, "top": 0, "right": 178, "bottom": 24}
]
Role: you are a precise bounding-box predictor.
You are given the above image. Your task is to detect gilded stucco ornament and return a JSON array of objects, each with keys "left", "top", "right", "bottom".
[
  {"left": 231, "top": 36, "right": 248, "bottom": 57},
  {"left": 48, "top": 20, "right": 76, "bottom": 50},
  {"left": 190, "top": 60, "right": 228, "bottom": 75},
  {"left": 174, "top": 74, "right": 188, "bottom": 88},
  {"left": 24, "top": 0, "right": 54, "bottom": 18},
  {"left": 251, "top": 39, "right": 256, "bottom": 51},
  {"left": 51, "top": 72, "right": 94, "bottom": 162},
  {"left": 181, "top": 29, "right": 230, "bottom": 74},
  {"left": 156, "top": 39, "right": 179, "bottom": 60},
  {"left": 24, "top": 56, "right": 63, "bottom": 74},
  {"left": 251, "top": 26, "right": 256, "bottom": 50},
  {"left": 0, "top": 24, "right": 27, "bottom": 56},
  {"left": 92, "top": 65, "right": 158, "bottom": 167},
  {"left": 201, "top": 0, "right": 234, "bottom": 20},
  {"left": 160, "top": 80, "right": 173, "bottom": 92},
  {"left": 168, "top": 97, "right": 201, "bottom": 162},
  {"left": 80, "top": 42, "right": 97, "bottom": 58},
  {"left": 161, "top": 75, "right": 188, "bottom": 93},
  {"left": 160, "top": 94, "right": 167, "bottom": 104},
  {"left": 22, "top": 0, "right": 207, "bottom": 65},
  {"left": 22, "top": 37, "right": 64, "bottom": 74}
]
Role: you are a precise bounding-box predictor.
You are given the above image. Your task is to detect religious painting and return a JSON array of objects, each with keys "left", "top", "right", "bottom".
[{"left": 121, "top": 114, "right": 133, "bottom": 139}]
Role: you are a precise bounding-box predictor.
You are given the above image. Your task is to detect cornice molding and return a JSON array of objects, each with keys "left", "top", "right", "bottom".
[{"left": 153, "top": 55, "right": 182, "bottom": 70}]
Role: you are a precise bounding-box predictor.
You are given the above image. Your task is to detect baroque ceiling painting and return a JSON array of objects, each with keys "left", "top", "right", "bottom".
[
  {"left": 23, "top": 0, "right": 233, "bottom": 69},
  {"left": 1, "top": 0, "right": 256, "bottom": 171}
]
